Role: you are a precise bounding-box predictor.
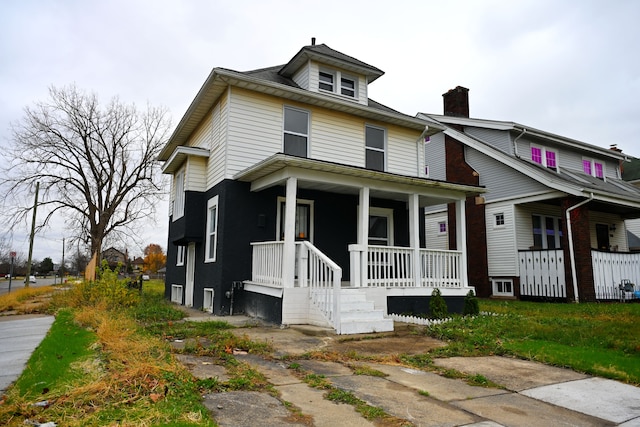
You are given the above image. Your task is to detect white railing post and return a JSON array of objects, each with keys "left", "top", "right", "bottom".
[
  {"left": 409, "top": 193, "right": 421, "bottom": 287},
  {"left": 348, "top": 244, "right": 364, "bottom": 287},
  {"left": 358, "top": 187, "right": 370, "bottom": 287},
  {"left": 297, "top": 242, "right": 308, "bottom": 287}
]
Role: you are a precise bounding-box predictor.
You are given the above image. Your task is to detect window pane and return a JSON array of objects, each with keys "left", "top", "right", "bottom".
[
  {"left": 546, "top": 217, "right": 556, "bottom": 249},
  {"left": 284, "top": 108, "right": 308, "bottom": 134},
  {"left": 532, "top": 215, "right": 542, "bottom": 247},
  {"left": 366, "top": 150, "right": 385, "bottom": 171},
  {"left": 319, "top": 72, "right": 333, "bottom": 91},
  {"left": 341, "top": 77, "right": 355, "bottom": 97},
  {"left": 209, "top": 207, "right": 217, "bottom": 232},
  {"left": 595, "top": 162, "right": 604, "bottom": 178},
  {"left": 531, "top": 147, "right": 542, "bottom": 164},
  {"left": 546, "top": 151, "right": 557, "bottom": 169},
  {"left": 284, "top": 133, "right": 307, "bottom": 157},
  {"left": 366, "top": 126, "right": 385, "bottom": 149},
  {"left": 583, "top": 160, "right": 592, "bottom": 175}
]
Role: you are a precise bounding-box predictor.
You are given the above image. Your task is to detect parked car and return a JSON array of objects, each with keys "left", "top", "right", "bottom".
[
  {"left": 24, "top": 275, "right": 36, "bottom": 284},
  {"left": 4, "top": 274, "right": 11, "bottom": 279},
  {"left": 141, "top": 275, "right": 150, "bottom": 281}
]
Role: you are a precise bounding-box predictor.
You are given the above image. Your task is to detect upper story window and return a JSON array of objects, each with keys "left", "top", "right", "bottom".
[
  {"left": 365, "top": 125, "right": 386, "bottom": 172},
  {"left": 319, "top": 69, "right": 357, "bottom": 99},
  {"left": 531, "top": 145, "right": 558, "bottom": 171},
  {"left": 284, "top": 106, "right": 309, "bottom": 158},
  {"left": 319, "top": 72, "right": 334, "bottom": 91},
  {"left": 173, "top": 170, "right": 185, "bottom": 220},
  {"left": 583, "top": 159, "right": 604, "bottom": 179}
]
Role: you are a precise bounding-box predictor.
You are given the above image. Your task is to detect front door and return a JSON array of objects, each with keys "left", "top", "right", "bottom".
[
  {"left": 279, "top": 199, "right": 313, "bottom": 242},
  {"left": 596, "top": 224, "right": 610, "bottom": 251},
  {"left": 185, "top": 243, "right": 195, "bottom": 307}
]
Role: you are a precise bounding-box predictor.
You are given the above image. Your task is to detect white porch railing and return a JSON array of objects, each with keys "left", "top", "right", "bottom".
[
  {"left": 349, "top": 245, "right": 464, "bottom": 288},
  {"left": 251, "top": 241, "right": 284, "bottom": 287},
  {"left": 592, "top": 250, "right": 640, "bottom": 299},
  {"left": 518, "top": 249, "right": 566, "bottom": 298},
  {"left": 297, "top": 241, "right": 342, "bottom": 331}
]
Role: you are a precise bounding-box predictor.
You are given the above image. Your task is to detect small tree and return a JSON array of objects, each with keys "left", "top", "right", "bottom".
[
  {"left": 38, "top": 257, "right": 54, "bottom": 275},
  {"left": 463, "top": 289, "right": 480, "bottom": 316},
  {"left": 429, "top": 288, "right": 448, "bottom": 319},
  {"left": 143, "top": 243, "right": 166, "bottom": 274}
]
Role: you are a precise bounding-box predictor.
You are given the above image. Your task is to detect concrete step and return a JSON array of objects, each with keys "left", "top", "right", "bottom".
[
  {"left": 341, "top": 308, "right": 387, "bottom": 322},
  {"left": 339, "top": 318, "right": 394, "bottom": 334}
]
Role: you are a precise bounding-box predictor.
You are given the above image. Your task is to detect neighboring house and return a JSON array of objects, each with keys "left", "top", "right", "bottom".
[
  {"left": 419, "top": 87, "right": 640, "bottom": 302},
  {"left": 158, "top": 41, "right": 483, "bottom": 334},
  {"left": 131, "top": 256, "right": 145, "bottom": 273},
  {"left": 623, "top": 157, "right": 640, "bottom": 252},
  {"left": 102, "top": 247, "right": 128, "bottom": 269}
]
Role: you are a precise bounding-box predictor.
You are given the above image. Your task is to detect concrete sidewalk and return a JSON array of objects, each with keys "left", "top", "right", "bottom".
[
  {"left": 0, "top": 315, "right": 55, "bottom": 395},
  {"left": 179, "top": 311, "right": 640, "bottom": 427}
]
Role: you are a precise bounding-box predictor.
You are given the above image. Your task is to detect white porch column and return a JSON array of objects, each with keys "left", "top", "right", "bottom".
[
  {"left": 455, "top": 198, "right": 469, "bottom": 286},
  {"left": 408, "top": 193, "right": 421, "bottom": 287},
  {"left": 283, "top": 177, "right": 297, "bottom": 287},
  {"left": 357, "top": 187, "right": 370, "bottom": 287}
]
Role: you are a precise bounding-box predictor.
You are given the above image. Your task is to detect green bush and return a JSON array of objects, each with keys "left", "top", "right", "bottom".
[
  {"left": 429, "top": 288, "right": 448, "bottom": 319},
  {"left": 463, "top": 290, "right": 480, "bottom": 316}
]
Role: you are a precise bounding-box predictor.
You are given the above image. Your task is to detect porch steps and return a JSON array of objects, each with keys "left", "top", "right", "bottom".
[{"left": 338, "top": 289, "right": 394, "bottom": 335}]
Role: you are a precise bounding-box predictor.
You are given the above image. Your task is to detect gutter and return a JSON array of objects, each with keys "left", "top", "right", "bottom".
[{"left": 565, "top": 193, "right": 593, "bottom": 302}]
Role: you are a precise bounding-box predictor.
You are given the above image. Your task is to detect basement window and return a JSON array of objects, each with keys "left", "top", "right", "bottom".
[{"left": 492, "top": 278, "right": 513, "bottom": 296}]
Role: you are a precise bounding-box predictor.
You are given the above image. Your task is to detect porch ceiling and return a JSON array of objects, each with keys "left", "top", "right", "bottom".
[{"left": 235, "top": 154, "right": 484, "bottom": 206}]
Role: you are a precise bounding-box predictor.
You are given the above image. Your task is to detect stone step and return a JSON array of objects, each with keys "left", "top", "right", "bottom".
[{"left": 339, "top": 318, "right": 394, "bottom": 335}]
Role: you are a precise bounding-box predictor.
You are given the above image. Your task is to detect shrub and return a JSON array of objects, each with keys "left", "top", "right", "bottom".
[
  {"left": 463, "top": 290, "right": 480, "bottom": 316},
  {"left": 429, "top": 288, "right": 448, "bottom": 319}
]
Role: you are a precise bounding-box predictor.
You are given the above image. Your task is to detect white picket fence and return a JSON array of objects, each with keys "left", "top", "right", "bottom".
[
  {"left": 388, "top": 312, "right": 498, "bottom": 326},
  {"left": 518, "top": 249, "right": 566, "bottom": 298},
  {"left": 591, "top": 250, "right": 640, "bottom": 300}
]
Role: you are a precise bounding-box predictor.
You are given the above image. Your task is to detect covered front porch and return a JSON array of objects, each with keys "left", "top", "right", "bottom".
[{"left": 236, "top": 154, "right": 482, "bottom": 334}]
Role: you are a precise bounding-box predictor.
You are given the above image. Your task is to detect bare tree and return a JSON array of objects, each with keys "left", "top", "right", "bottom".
[{"left": 2, "top": 85, "right": 171, "bottom": 259}]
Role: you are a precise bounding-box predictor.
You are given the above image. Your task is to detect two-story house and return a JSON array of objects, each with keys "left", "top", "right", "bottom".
[
  {"left": 420, "top": 87, "right": 640, "bottom": 302},
  {"left": 158, "top": 42, "right": 483, "bottom": 334}
]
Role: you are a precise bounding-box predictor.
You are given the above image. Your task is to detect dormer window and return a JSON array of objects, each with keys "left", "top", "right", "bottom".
[
  {"left": 318, "top": 69, "right": 357, "bottom": 99},
  {"left": 583, "top": 159, "right": 604, "bottom": 179},
  {"left": 319, "top": 72, "right": 334, "bottom": 91},
  {"left": 531, "top": 145, "right": 558, "bottom": 171}
]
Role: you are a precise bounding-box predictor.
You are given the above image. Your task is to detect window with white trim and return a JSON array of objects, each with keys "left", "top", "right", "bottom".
[
  {"left": 205, "top": 196, "right": 219, "bottom": 262},
  {"left": 438, "top": 221, "right": 447, "bottom": 234},
  {"left": 532, "top": 215, "right": 563, "bottom": 249},
  {"left": 494, "top": 213, "right": 505, "bottom": 227},
  {"left": 365, "top": 125, "right": 386, "bottom": 171},
  {"left": 283, "top": 106, "right": 309, "bottom": 158},
  {"left": 318, "top": 69, "right": 358, "bottom": 99},
  {"left": 582, "top": 158, "right": 604, "bottom": 179},
  {"left": 369, "top": 207, "right": 394, "bottom": 246},
  {"left": 530, "top": 145, "right": 558, "bottom": 171},
  {"left": 176, "top": 245, "right": 185, "bottom": 266},
  {"left": 492, "top": 278, "right": 514, "bottom": 296},
  {"left": 173, "top": 170, "right": 185, "bottom": 219}
]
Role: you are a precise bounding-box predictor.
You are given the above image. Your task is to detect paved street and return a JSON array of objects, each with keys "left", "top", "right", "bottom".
[{"left": 0, "top": 277, "right": 62, "bottom": 296}]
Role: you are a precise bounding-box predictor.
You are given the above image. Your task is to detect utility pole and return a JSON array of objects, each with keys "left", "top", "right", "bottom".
[
  {"left": 61, "top": 237, "right": 65, "bottom": 283},
  {"left": 25, "top": 182, "right": 39, "bottom": 288}
]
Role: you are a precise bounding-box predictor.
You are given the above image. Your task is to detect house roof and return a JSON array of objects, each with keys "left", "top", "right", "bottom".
[
  {"left": 422, "top": 117, "right": 640, "bottom": 217},
  {"left": 623, "top": 157, "right": 640, "bottom": 182},
  {"left": 235, "top": 153, "right": 484, "bottom": 207},
  {"left": 159, "top": 50, "right": 441, "bottom": 161},
  {"left": 279, "top": 43, "right": 384, "bottom": 83},
  {"left": 425, "top": 114, "right": 630, "bottom": 161}
]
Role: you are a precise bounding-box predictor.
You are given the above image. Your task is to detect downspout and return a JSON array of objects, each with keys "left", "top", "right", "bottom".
[
  {"left": 512, "top": 128, "right": 527, "bottom": 158},
  {"left": 565, "top": 193, "right": 594, "bottom": 303}
]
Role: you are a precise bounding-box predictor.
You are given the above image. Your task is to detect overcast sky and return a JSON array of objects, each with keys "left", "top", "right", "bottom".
[{"left": 1, "top": 0, "right": 639, "bottom": 265}]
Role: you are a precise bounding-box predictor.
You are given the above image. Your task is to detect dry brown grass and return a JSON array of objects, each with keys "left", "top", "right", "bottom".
[{"left": 0, "top": 285, "right": 55, "bottom": 314}]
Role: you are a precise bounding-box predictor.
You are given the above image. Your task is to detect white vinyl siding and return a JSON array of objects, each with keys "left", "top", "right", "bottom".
[
  {"left": 626, "top": 218, "right": 640, "bottom": 240},
  {"left": 184, "top": 156, "right": 207, "bottom": 192},
  {"left": 309, "top": 61, "right": 368, "bottom": 106},
  {"left": 464, "top": 127, "right": 513, "bottom": 155},
  {"left": 189, "top": 112, "right": 212, "bottom": 149},
  {"left": 466, "top": 148, "right": 548, "bottom": 202},
  {"left": 424, "top": 132, "right": 446, "bottom": 180},
  {"left": 226, "top": 88, "right": 283, "bottom": 177},
  {"left": 292, "top": 64, "right": 310, "bottom": 90},
  {"left": 387, "top": 125, "right": 422, "bottom": 176},
  {"left": 424, "top": 211, "right": 449, "bottom": 250},
  {"left": 207, "top": 96, "right": 227, "bottom": 187},
  {"left": 311, "top": 109, "right": 363, "bottom": 166},
  {"left": 486, "top": 204, "right": 517, "bottom": 276}
]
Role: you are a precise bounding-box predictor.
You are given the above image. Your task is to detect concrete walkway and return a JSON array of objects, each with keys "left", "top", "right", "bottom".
[
  {"left": 0, "top": 315, "right": 55, "bottom": 395},
  {"left": 179, "top": 311, "right": 640, "bottom": 427}
]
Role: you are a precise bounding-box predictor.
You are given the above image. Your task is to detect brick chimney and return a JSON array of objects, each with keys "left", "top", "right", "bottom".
[{"left": 443, "top": 86, "right": 470, "bottom": 117}]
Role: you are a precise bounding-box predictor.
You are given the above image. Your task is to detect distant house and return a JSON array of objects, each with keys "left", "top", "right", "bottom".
[
  {"left": 101, "top": 247, "right": 127, "bottom": 269},
  {"left": 419, "top": 87, "right": 640, "bottom": 302},
  {"left": 158, "top": 42, "right": 483, "bottom": 333},
  {"left": 131, "top": 256, "right": 145, "bottom": 273}
]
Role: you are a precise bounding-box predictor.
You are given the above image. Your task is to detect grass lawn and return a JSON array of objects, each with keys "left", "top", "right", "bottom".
[{"left": 424, "top": 299, "right": 640, "bottom": 385}]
